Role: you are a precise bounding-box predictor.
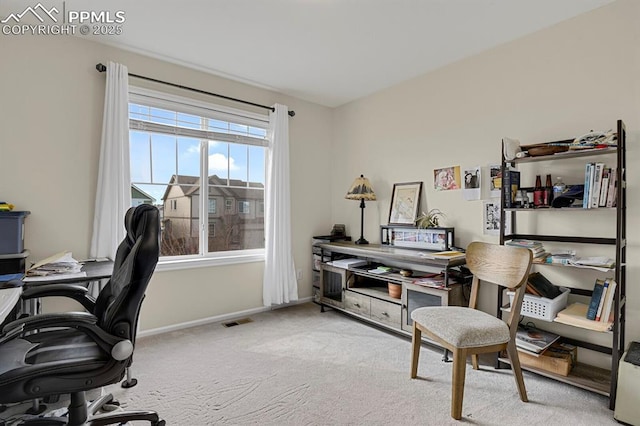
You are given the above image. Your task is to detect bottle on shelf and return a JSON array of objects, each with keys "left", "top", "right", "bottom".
[
  {"left": 533, "top": 175, "right": 544, "bottom": 207},
  {"left": 544, "top": 174, "right": 553, "bottom": 206},
  {"left": 553, "top": 177, "right": 566, "bottom": 199}
]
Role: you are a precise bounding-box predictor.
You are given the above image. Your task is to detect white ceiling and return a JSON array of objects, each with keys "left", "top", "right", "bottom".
[{"left": 3, "top": 0, "right": 614, "bottom": 107}]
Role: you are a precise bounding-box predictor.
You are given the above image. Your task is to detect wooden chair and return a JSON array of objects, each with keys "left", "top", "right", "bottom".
[{"left": 410, "top": 241, "right": 533, "bottom": 420}]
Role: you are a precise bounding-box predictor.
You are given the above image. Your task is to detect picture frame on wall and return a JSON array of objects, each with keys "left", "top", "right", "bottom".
[{"left": 388, "top": 181, "right": 423, "bottom": 225}]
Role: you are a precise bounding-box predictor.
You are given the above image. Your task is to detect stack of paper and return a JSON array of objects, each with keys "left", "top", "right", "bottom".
[
  {"left": 567, "top": 256, "right": 615, "bottom": 272},
  {"left": 23, "top": 251, "right": 86, "bottom": 282},
  {"left": 328, "top": 258, "right": 368, "bottom": 269}
]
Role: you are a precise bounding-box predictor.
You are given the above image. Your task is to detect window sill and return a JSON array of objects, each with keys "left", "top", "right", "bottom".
[{"left": 156, "top": 252, "right": 265, "bottom": 272}]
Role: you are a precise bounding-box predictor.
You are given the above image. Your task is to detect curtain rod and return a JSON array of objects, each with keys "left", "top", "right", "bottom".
[{"left": 95, "top": 63, "right": 295, "bottom": 117}]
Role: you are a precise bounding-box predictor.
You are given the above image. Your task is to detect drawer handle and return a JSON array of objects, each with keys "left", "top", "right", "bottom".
[
  {"left": 354, "top": 303, "right": 360, "bottom": 308},
  {"left": 381, "top": 312, "right": 389, "bottom": 316}
]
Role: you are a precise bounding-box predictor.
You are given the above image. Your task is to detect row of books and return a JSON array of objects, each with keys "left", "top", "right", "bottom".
[
  {"left": 583, "top": 163, "right": 617, "bottom": 208},
  {"left": 586, "top": 278, "right": 617, "bottom": 322}
]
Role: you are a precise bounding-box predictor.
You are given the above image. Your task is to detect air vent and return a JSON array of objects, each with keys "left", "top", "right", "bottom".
[{"left": 222, "top": 318, "right": 253, "bottom": 328}]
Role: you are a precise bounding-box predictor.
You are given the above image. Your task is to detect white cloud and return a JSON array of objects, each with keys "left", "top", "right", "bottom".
[{"left": 209, "top": 153, "right": 238, "bottom": 172}]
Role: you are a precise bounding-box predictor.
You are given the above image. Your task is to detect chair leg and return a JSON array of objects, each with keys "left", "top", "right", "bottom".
[
  {"left": 506, "top": 340, "right": 528, "bottom": 402},
  {"left": 451, "top": 348, "right": 467, "bottom": 420},
  {"left": 471, "top": 354, "right": 479, "bottom": 370},
  {"left": 410, "top": 322, "right": 421, "bottom": 379}
]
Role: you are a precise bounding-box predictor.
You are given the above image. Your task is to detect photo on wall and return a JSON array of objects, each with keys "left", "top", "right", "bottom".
[
  {"left": 434, "top": 166, "right": 461, "bottom": 191},
  {"left": 489, "top": 164, "right": 502, "bottom": 198},
  {"left": 463, "top": 166, "right": 481, "bottom": 200},
  {"left": 483, "top": 199, "right": 510, "bottom": 235}
]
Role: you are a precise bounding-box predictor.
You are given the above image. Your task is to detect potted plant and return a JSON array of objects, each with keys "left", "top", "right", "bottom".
[{"left": 415, "top": 209, "right": 446, "bottom": 228}]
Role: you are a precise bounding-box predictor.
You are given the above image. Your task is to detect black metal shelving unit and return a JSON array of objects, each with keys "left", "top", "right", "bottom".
[{"left": 498, "top": 119, "right": 626, "bottom": 409}]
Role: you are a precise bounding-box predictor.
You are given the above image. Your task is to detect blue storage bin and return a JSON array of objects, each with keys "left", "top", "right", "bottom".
[{"left": 0, "top": 211, "right": 30, "bottom": 255}]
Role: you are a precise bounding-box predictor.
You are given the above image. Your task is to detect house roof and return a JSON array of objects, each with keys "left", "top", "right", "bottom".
[
  {"left": 161, "top": 174, "right": 264, "bottom": 201},
  {"left": 131, "top": 184, "right": 156, "bottom": 203}
]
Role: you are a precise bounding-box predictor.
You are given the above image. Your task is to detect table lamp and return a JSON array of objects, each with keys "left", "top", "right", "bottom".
[{"left": 345, "top": 174, "right": 376, "bottom": 245}]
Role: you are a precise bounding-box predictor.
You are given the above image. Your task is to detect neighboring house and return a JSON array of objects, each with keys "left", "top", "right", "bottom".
[
  {"left": 131, "top": 184, "right": 156, "bottom": 207},
  {"left": 160, "top": 174, "right": 265, "bottom": 254}
]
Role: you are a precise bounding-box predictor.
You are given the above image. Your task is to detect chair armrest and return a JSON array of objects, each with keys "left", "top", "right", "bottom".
[
  {"left": 21, "top": 284, "right": 96, "bottom": 311},
  {"left": 1, "top": 312, "right": 128, "bottom": 358},
  {"left": 2, "top": 311, "right": 98, "bottom": 335}
]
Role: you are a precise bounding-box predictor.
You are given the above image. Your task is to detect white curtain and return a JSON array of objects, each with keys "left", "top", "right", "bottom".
[
  {"left": 90, "top": 61, "right": 131, "bottom": 260},
  {"left": 263, "top": 104, "right": 298, "bottom": 306}
]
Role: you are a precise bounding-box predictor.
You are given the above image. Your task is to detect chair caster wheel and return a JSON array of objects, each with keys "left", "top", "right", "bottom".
[
  {"left": 121, "top": 378, "right": 137, "bottom": 388},
  {"left": 153, "top": 420, "right": 166, "bottom": 426},
  {"left": 102, "top": 403, "right": 120, "bottom": 412}
]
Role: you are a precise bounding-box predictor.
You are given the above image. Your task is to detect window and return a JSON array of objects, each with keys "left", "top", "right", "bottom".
[
  {"left": 129, "top": 87, "right": 268, "bottom": 263},
  {"left": 238, "top": 200, "right": 250, "bottom": 214}
]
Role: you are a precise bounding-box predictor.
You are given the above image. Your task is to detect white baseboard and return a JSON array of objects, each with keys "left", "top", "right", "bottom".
[{"left": 138, "top": 296, "right": 313, "bottom": 338}]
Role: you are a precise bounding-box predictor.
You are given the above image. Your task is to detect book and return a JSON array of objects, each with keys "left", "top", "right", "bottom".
[
  {"left": 595, "top": 278, "right": 610, "bottom": 321},
  {"left": 505, "top": 239, "right": 542, "bottom": 249},
  {"left": 544, "top": 253, "right": 575, "bottom": 265},
  {"left": 583, "top": 162, "right": 593, "bottom": 209},
  {"left": 516, "top": 325, "right": 560, "bottom": 354},
  {"left": 329, "top": 258, "right": 368, "bottom": 269},
  {"left": 605, "top": 168, "right": 617, "bottom": 208},
  {"left": 586, "top": 279, "right": 605, "bottom": 320},
  {"left": 502, "top": 168, "right": 520, "bottom": 208},
  {"left": 554, "top": 303, "right": 613, "bottom": 332},
  {"left": 425, "top": 250, "right": 465, "bottom": 260},
  {"left": 600, "top": 279, "right": 617, "bottom": 323},
  {"left": 598, "top": 168, "right": 610, "bottom": 207},
  {"left": 590, "top": 162, "right": 604, "bottom": 208}
]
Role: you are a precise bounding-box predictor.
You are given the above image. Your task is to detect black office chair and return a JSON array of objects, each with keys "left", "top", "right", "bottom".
[{"left": 0, "top": 204, "right": 164, "bottom": 425}]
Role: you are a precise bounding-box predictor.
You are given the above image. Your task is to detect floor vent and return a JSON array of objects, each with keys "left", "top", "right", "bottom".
[{"left": 222, "top": 318, "right": 253, "bottom": 328}]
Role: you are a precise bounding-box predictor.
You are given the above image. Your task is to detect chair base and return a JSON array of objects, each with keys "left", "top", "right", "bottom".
[{"left": 16, "top": 392, "right": 164, "bottom": 426}]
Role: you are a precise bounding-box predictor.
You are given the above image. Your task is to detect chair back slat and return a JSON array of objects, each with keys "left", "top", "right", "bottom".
[{"left": 465, "top": 242, "right": 532, "bottom": 289}]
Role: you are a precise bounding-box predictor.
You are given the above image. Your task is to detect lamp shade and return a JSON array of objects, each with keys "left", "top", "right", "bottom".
[{"left": 345, "top": 175, "right": 376, "bottom": 201}]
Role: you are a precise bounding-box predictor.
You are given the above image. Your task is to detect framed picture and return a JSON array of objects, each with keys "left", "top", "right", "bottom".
[{"left": 388, "top": 181, "right": 423, "bottom": 225}]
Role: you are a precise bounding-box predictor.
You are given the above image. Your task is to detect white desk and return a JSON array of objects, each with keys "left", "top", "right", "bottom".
[{"left": 0, "top": 287, "right": 21, "bottom": 324}]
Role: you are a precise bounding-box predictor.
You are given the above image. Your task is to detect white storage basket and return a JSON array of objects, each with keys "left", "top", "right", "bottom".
[{"left": 507, "top": 287, "right": 570, "bottom": 322}]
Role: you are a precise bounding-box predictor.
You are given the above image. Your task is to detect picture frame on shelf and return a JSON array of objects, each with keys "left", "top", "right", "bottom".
[{"left": 388, "top": 181, "right": 423, "bottom": 225}]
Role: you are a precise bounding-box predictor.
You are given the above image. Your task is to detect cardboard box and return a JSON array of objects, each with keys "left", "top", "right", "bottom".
[{"left": 518, "top": 342, "right": 577, "bottom": 376}]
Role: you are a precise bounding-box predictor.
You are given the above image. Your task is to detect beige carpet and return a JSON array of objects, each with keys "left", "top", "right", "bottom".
[{"left": 2, "top": 302, "right": 620, "bottom": 425}]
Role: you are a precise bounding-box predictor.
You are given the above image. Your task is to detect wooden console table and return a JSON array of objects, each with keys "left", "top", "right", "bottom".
[{"left": 318, "top": 242, "right": 469, "bottom": 340}]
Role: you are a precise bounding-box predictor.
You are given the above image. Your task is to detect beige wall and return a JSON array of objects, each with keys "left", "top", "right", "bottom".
[
  {"left": 332, "top": 0, "right": 640, "bottom": 362},
  {"left": 0, "top": 35, "right": 333, "bottom": 330}
]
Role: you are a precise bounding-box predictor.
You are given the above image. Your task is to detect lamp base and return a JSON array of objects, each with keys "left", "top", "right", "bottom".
[{"left": 355, "top": 237, "right": 369, "bottom": 245}]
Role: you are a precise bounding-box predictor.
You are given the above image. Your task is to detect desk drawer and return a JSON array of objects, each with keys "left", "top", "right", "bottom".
[
  {"left": 370, "top": 298, "right": 401, "bottom": 328},
  {"left": 345, "top": 291, "right": 370, "bottom": 317}
]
